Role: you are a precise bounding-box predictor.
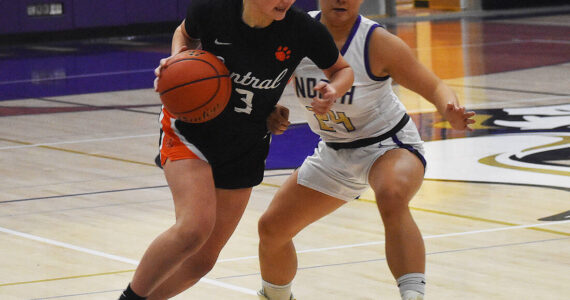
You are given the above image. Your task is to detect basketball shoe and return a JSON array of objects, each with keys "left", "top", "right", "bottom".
[
  {"left": 402, "top": 290, "right": 424, "bottom": 300},
  {"left": 257, "top": 289, "right": 295, "bottom": 300}
]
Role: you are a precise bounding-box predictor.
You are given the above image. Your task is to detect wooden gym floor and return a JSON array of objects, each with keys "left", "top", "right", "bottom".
[{"left": 0, "top": 10, "right": 569, "bottom": 300}]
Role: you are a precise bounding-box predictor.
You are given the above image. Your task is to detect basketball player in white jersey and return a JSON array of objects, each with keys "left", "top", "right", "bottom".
[{"left": 258, "top": 1, "right": 476, "bottom": 299}]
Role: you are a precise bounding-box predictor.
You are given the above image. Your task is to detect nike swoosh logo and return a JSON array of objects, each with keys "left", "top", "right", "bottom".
[{"left": 214, "top": 39, "right": 232, "bottom": 45}]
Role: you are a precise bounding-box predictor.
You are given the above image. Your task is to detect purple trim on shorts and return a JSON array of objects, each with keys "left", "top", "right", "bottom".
[{"left": 391, "top": 135, "right": 427, "bottom": 169}]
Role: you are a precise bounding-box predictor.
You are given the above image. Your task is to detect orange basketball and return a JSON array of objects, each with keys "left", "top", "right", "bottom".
[{"left": 157, "top": 50, "right": 232, "bottom": 123}]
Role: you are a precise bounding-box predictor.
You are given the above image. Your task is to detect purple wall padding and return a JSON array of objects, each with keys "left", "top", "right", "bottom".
[
  {"left": 73, "top": 0, "right": 126, "bottom": 28},
  {"left": 1, "top": 0, "right": 313, "bottom": 35},
  {"left": 177, "top": 0, "right": 191, "bottom": 23},
  {"left": 0, "top": 1, "right": 19, "bottom": 34},
  {"left": 19, "top": 0, "right": 74, "bottom": 33},
  {"left": 126, "top": 0, "right": 178, "bottom": 24}
]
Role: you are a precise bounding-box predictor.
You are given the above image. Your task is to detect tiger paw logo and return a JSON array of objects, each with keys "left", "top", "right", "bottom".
[
  {"left": 275, "top": 46, "right": 291, "bottom": 61},
  {"left": 165, "top": 137, "right": 175, "bottom": 148}
]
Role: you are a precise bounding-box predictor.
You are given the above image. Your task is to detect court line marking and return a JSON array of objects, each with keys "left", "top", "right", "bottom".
[
  {"left": 1, "top": 221, "right": 568, "bottom": 288},
  {"left": 0, "top": 270, "right": 134, "bottom": 287},
  {"left": 0, "top": 134, "right": 157, "bottom": 151},
  {"left": 408, "top": 205, "right": 570, "bottom": 237},
  {"left": 531, "top": 38, "right": 570, "bottom": 45},
  {"left": 459, "top": 95, "right": 570, "bottom": 109},
  {"left": 34, "top": 97, "right": 161, "bottom": 116},
  {"left": 216, "top": 220, "right": 570, "bottom": 262},
  {"left": 400, "top": 95, "right": 570, "bottom": 113},
  {"left": 0, "top": 69, "right": 155, "bottom": 86},
  {"left": 414, "top": 39, "right": 530, "bottom": 51},
  {"left": 293, "top": 237, "right": 570, "bottom": 272},
  {"left": 216, "top": 236, "right": 570, "bottom": 280},
  {"left": 423, "top": 177, "right": 570, "bottom": 192},
  {"left": 0, "top": 226, "right": 257, "bottom": 295},
  {"left": 0, "top": 137, "right": 156, "bottom": 167},
  {"left": 363, "top": 187, "right": 567, "bottom": 236},
  {"left": 414, "top": 38, "right": 570, "bottom": 52},
  {"left": 29, "top": 289, "right": 124, "bottom": 300}
]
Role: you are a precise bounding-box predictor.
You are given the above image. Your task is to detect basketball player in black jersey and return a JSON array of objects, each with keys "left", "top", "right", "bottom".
[{"left": 118, "top": 0, "right": 353, "bottom": 299}]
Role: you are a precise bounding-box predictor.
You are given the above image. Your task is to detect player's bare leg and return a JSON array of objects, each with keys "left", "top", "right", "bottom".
[
  {"left": 258, "top": 171, "right": 345, "bottom": 300},
  {"left": 123, "top": 159, "right": 217, "bottom": 298},
  {"left": 146, "top": 187, "right": 252, "bottom": 299},
  {"left": 369, "top": 149, "right": 426, "bottom": 299}
]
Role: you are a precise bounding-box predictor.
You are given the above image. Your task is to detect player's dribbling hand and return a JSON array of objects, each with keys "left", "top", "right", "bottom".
[
  {"left": 311, "top": 81, "right": 337, "bottom": 115},
  {"left": 154, "top": 46, "right": 189, "bottom": 92},
  {"left": 267, "top": 105, "right": 291, "bottom": 135},
  {"left": 445, "top": 103, "right": 476, "bottom": 131}
]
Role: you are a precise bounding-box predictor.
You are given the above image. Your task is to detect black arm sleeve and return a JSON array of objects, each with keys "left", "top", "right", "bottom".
[
  {"left": 302, "top": 16, "right": 340, "bottom": 70},
  {"left": 184, "top": 0, "right": 210, "bottom": 39}
]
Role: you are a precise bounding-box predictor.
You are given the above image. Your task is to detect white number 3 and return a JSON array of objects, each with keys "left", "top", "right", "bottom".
[{"left": 234, "top": 88, "right": 253, "bottom": 115}]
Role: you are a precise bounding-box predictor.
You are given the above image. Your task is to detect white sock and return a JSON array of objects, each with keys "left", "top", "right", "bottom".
[
  {"left": 261, "top": 279, "right": 293, "bottom": 300},
  {"left": 397, "top": 273, "right": 425, "bottom": 298}
]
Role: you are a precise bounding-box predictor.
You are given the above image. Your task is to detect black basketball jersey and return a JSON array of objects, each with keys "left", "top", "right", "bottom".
[
  {"left": 171, "top": 0, "right": 339, "bottom": 188},
  {"left": 184, "top": 0, "right": 338, "bottom": 126}
]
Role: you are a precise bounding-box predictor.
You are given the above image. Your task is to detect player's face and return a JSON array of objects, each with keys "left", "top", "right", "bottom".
[
  {"left": 252, "top": 0, "right": 296, "bottom": 21},
  {"left": 319, "top": 0, "right": 363, "bottom": 24}
]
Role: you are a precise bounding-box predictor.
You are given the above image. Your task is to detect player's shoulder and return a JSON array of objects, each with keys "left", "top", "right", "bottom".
[
  {"left": 359, "top": 15, "right": 384, "bottom": 28},
  {"left": 366, "top": 19, "right": 408, "bottom": 59},
  {"left": 282, "top": 8, "right": 331, "bottom": 42},
  {"left": 284, "top": 6, "right": 320, "bottom": 27}
]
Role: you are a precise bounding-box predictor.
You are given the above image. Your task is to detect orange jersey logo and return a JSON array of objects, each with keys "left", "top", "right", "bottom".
[{"left": 275, "top": 46, "right": 291, "bottom": 61}]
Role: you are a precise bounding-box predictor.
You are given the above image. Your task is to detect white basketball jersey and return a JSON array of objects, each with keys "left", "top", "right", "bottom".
[{"left": 294, "top": 12, "right": 407, "bottom": 143}]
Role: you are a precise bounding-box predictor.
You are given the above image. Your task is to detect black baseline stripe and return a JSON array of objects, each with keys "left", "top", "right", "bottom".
[
  {"left": 37, "top": 97, "right": 161, "bottom": 115},
  {"left": 445, "top": 84, "right": 570, "bottom": 97},
  {"left": 0, "top": 185, "right": 168, "bottom": 204},
  {"left": 425, "top": 178, "right": 570, "bottom": 192}
]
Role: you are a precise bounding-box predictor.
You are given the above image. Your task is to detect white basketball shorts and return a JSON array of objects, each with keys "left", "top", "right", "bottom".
[{"left": 297, "top": 118, "right": 426, "bottom": 201}]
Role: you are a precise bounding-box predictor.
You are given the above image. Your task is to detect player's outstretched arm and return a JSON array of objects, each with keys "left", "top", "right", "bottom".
[
  {"left": 369, "top": 27, "right": 475, "bottom": 131},
  {"left": 311, "top": 54, "right": 354, "bottom": 115}
]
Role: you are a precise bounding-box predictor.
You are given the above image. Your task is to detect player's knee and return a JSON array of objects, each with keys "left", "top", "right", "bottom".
[
  {"left": 258, "top": 213, "right": 290, "bottom": 244},
  {"left": 258, "top": 214, "right": 275, "bottom": 240},
  {"left": 375, "top": 186, "right": 411, "bottom": 219},
  {"left": 173, "top": 217, "right": 215, "bottom": 253}
]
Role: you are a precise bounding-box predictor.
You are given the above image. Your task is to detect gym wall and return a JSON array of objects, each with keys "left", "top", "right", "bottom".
[{"left": 0, "top": 0, "right": 318, "bottom": 35}]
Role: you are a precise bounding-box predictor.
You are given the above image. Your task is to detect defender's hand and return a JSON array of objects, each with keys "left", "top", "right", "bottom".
[
  {"left": 267, "top": 105, "right": 291, "bottom": 135},
  {"left": 445, "top": 103, "right": 476, "bottom": 131},
  {"left": 311, "top": 81, "right": 337, "bottom": 115}
]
